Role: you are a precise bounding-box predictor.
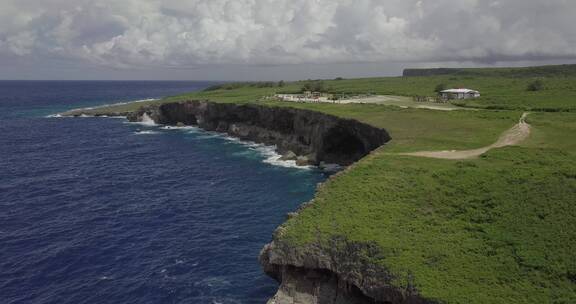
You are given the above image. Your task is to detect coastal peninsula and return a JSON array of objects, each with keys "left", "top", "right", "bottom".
[{"left": 63, "top": 64, "right": 576, "bottom": 304}]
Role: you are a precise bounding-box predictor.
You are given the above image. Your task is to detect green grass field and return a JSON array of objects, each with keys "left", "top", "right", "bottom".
[
  {"left": 281, "top": 142, "right": 576, "bottom": 303},
  {"left": 67, "top": 64, "right": 576, "bottom": 115},
  {"left": 277, "top": 107, "right": 575, "bottom": 303},
  {"left": 65, "top": 65, "right": 576, "bottom": 303},
  {"left": 170, "top": 74, "right": 576, "bottom": 111}
]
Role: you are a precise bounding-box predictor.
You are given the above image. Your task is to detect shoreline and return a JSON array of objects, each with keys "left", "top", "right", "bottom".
[
  {"left": 55, "top": 105, "right": 344, "bottom": 172},
  {"left": 59, "top": 98, "right": 393, "bottom": 303},
  {"left": 47, "top": 67, "right": 576, "bottom": 303}
]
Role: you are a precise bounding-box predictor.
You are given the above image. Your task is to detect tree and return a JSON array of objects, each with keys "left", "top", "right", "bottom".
[
  {"left": 301, "top": 81, "right": 327, "bottom": 93},
  {"left": 434, "top": 83, "right": 447, "bottom": 94},
  {"left": 278, "top": 80, "right": 285, "bottom": 87},
  {"left": 301, "top": 82, "right": 313, "bottom": 92},
  {"left": 527, "top": 79, "right": 544, "bottom": 91},
  {"left": 313, "top": 81, "right": 325, "bottom": 92}
]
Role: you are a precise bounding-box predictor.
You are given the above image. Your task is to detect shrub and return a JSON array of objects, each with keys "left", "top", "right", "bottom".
[
  {"left": 313, "top": 81, "right": 325, "bottom": 92},
  {"left": 434, "top": 83, "right": 447, "bottom": 93},
  {"left": 203, "top": 84, "right": 225, "bottom": 91},
  {"left": 527, "top": 80, "right": 544, "bottom": 91},
  {"left": 301, "top": 81, "right": 328, "bottom": 93}
]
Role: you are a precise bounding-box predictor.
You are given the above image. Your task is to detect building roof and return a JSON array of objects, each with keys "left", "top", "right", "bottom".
[{"left": 441, "top": 88, "right": 480, "bottom": 94}]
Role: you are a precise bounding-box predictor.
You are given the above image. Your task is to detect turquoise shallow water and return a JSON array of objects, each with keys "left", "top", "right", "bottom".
[{"left": 0, "top": 81, "right": 327, "bottom": 304}]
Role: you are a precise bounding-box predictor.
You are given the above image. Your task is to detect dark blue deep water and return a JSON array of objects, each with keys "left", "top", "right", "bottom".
[{"left": 0, "top": 81, "right": 326, "bottom": 304}]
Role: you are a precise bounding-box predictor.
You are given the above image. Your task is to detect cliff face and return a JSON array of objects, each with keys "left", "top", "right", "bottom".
[
  {"left": 128, "top": 100, "right": 390, "bottom": 166},
  {"left": 259, "top": 221, "right": 438, "bottom": 304},
  {"left": 127, "top": 100, "right": 415, "bottom": 303}
]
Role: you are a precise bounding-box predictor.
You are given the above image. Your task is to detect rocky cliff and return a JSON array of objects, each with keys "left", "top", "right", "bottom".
[
  {"left": 126, "top": 100, "right": 421, "bottom": 303},
  {"left": 260, "top": 225, "right": 438, "bottom": 304},
  {"left": 127, "top": 100, "right": 390, "bottom": 166}
]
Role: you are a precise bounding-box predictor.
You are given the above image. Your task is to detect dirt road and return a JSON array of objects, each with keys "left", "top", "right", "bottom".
[{"left": 401, "top": 113, "right": 531, "bottom": 160}]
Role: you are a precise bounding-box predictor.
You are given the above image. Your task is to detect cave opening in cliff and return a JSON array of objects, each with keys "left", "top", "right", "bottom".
[{"left": 322, "top": 125, "right": 367, "bottom": 164}]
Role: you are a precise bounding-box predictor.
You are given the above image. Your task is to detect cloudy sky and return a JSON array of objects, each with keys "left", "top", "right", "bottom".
[{"left": 1, "top": 0, "right": 575, "bottom": 80}]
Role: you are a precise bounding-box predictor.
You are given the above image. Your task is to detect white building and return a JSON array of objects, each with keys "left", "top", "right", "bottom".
[{"left": 440, "top": 88, "right": 481, "bottom": 100}]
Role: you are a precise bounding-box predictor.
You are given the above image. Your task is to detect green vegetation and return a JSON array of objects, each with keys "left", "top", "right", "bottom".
[
  {"left": 300, "top": 80, "right": 328, "bottom": 93},
  {"left": 282, "top": 142, "right": 576, "bottom": 303},
  {"left": 70, "top": 64, "right": 576, "bottom": 114},
  {"left": 64, "top": 64, "right": 576, "bottom": 303},
  {"left": 254, "top": 103, "right": 519, "bottom": 153},
  {"left": 527, "top": 79, "right": 545, "bottom": 92},
  {"left": 190, "top": 65, "right": 574, "bottom": 111},
  {"left": 204, "top": 81, "right": 279, "bottom": 91},
  {"left": 434, "top": 83, "right": 447, "bottom": 93},
  {"left": 403, "top": 64, "right": 576, "bottom": 78}
]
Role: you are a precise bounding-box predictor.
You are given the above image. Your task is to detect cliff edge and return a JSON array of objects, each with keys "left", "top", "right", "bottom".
[
  {"left": 128, "top": 100, "right": 390, "bottom": 167},
  {"left": 126, "top": 100, "right": 413, "bottom": 303}
]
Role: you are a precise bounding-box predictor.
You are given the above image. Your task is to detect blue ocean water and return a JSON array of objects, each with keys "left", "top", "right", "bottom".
[{"left": 0, "top": 81, "right": 326, "bottom": 304}]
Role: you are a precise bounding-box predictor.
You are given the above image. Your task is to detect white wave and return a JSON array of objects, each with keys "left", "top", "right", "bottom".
[
  {"left": 222, "top": 136, "right": 241, "bottom": 143},
  {"left": 199, "top": 133, "right": 313, "bottom": 169},
  {"left": 161, "top": 125, "right": 198, "bottom": 131},
  {"left": 257, "top": 145, "right": 313, "bottom": 169},
  {"left": 132, "top": 113, "right": 157, "bottom": 126},
  {"left": 134, "top": 130, "right": 161, "bottom": 135},
  {"left": 55, "top": 102, "right": 318, "bottom": 170},
  {"left": 125, "top": 114, "right": 157, "bottom": 126},
  {"left": 45, "top": 113, "right": 63, "bottom": 118}
]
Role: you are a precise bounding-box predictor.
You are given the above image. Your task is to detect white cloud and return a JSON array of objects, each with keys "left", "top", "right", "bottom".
[{"left": 0, "top": 0, "right": 575, "bottom": 68}]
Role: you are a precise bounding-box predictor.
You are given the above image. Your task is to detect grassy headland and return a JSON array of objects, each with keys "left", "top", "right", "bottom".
[
  {"left": 282, "top": 141, "right": 576, "bottom": 303},
  {"left": 64, "top": 64, "right": 576, "bottom": 303}
]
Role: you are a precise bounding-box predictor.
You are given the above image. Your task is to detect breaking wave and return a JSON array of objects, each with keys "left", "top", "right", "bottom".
[{"left": 134, "top": 130, "right": 161, "bottom": 135}]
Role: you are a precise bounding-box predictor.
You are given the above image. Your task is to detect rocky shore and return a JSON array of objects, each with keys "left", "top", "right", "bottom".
[
  {"left": 125, "top": 101, "right": 427, "bottom": 303},
  {"left": 127, "top": 100, "right": 390, "bottom": 167},
  {"left": 69, "top": 100, "right": 402, "bottom": 303}
]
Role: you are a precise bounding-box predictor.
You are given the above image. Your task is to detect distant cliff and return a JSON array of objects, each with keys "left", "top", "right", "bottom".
[{"left": 127, "top": 100, "right": 390, "bottom": 166}]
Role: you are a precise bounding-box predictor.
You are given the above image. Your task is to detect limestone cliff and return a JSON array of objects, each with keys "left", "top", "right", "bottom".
[
  {"left": 127, "top": 100, "right": 390, "bottom": 166},
  {"left": 260, "top": 231, "right": 437, "bottom": 304},
  {"left": 127, "top": 100, "right": 424, "bottom": 303}
]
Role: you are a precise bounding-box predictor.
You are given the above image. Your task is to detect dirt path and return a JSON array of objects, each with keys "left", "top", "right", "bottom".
[{"left": 401, "top": 113, "right": 531, "bottom": 160}]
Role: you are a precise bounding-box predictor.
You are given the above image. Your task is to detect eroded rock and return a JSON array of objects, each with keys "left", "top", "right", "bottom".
[{"left": 128, "top": 100, "right": 390, "bottom": 166}]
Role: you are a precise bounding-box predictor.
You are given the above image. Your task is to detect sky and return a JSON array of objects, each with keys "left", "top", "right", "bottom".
[{"left": 1, "top": 0, "right": 575, "bottom": 81}]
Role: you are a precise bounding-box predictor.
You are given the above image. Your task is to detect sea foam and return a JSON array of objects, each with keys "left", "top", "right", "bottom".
[
  {"left": 139, "top": 113, "right": 157, "bottom": 126},
  {"left": 220, "top": 136, "right": 312, "bottom": 169},
  {"left": 134, "top": 130, "right": 161, "bottom": 135}
]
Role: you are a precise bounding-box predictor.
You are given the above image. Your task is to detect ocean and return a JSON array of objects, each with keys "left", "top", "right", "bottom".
[{"left": 0, "top": 81, "right": 327, "bottom": 304}]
